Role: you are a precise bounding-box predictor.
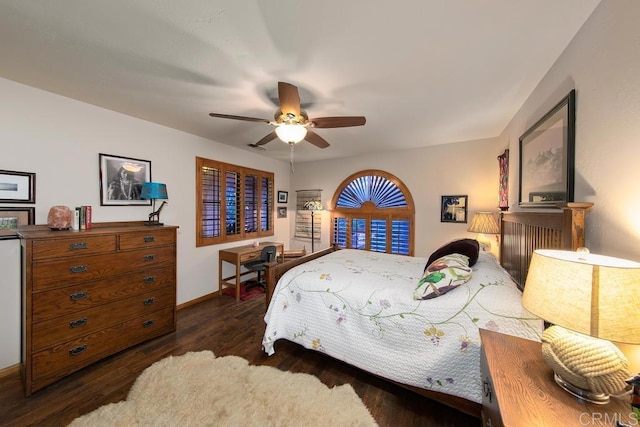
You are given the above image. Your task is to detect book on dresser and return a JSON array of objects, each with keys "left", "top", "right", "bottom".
[{"left": 18, "top": 221, "right": 178, "bottom": 396}]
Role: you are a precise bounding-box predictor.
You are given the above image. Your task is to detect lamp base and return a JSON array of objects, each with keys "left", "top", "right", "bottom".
[{"left": 553, "top": 372, "right": 610, "bottom": 404}]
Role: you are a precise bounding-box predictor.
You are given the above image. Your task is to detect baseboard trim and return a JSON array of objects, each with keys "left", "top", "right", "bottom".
[
  {"left": 0, "top": 363, "right": 19, "bottom": 380},
  {"left": 177, "top": 291, "right": 217, "bottom": 310}
]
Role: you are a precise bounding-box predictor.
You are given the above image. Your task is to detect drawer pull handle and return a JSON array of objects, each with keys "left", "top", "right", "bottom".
[
  {"left": 143, "top": 276, "right": 156, "bottom": 284},
  {"left": 144, "top": 236, "right": 155, "bottom": 243},
  {"left": 69, "top": 318, "right": 88, "bottom": 329},
  {"left": 69, "top": 242, "right": 88, "bottom": 250},
  {"left": 483, "top": 381, "right": 493, "bottom": 403},
  {"left": 70, "top": 291, "right": 88, "bottom": 301},
  {"left": 70, "top": 265, "right": 88, "bottom": 273},
  {"left": 142, "top": 319, "right": 155, "bottom": 328},
  {"left": 143, "top": 254, "right": 156, "bottom": 262},
  {"left": 69, "top": 345, "right": 87, "bottom": 356},
  {"left": 143, "top": 297, "right": 155, "bottom": 306}
]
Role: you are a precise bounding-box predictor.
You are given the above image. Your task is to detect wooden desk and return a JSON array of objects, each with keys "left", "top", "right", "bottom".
[{"left": 219, "top": 242, "right": 283, "bottom": 301}]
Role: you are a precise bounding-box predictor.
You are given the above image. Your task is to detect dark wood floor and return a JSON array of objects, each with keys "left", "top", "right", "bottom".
[{"left": 0, "top": 294, "right": 481, "bottom": 426}]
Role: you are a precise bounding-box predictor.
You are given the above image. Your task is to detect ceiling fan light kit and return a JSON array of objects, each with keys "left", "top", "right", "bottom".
[{"left": 275, "top": 123, "right": 307, "bottom": 143}]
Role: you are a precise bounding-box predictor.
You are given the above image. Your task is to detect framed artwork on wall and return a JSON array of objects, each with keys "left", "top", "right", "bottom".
[
  {"left": 277, "top": 191, "right": 288, "bottom": 204},
  {"left": 498, "top": 149, "right": 509, "bottom": 211},
  {"left": 441, "top": 195, "right": 468, "bottom": 223},
  {"left": 278, "top": 207, "right": 287, "bottom": 218},
  {"left": 99, "top": 153, "right": 151, "bottom": 206},
  {"left": 0, "top": 170, "right": 35, "bottom": 203},
  {"left": 0, "top": 206, "right": 35, "bottom": 236},
  {"left": 519, "top": 90, "right": 575, "bottom": 207}
]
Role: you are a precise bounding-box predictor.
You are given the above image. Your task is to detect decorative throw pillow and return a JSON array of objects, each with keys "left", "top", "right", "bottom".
[
  {"left": 414, "top": 253, "right": 472, "bottom": 300},
  {"left": 426, "top": 238, "right": 480, "bottom": 269}
]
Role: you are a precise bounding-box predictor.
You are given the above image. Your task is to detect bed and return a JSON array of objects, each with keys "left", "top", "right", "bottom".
[{"left": 262, "top": 203, "right": 593, "bottom": 417}]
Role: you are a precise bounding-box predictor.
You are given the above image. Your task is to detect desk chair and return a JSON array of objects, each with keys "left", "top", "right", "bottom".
[{"left": 244, "top": 245, "right": 277, "bottom": 290}]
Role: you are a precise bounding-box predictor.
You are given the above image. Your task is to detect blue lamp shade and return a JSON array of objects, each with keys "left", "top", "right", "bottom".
[{"left": 141, "top": 182, "right": 168, "bottom": 200}]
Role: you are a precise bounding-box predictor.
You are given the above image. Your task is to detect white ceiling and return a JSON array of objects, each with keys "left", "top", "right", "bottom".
[{"left": 0, "top": 0, "right": 601, "bottom": 162}]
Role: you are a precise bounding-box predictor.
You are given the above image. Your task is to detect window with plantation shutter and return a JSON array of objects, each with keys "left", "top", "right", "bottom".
[
  {"left": 331, "top": 170, "right": 414, "bottom": 255},
  {"left": 196, "top": 157, "right": 274, "bottom": 246}
]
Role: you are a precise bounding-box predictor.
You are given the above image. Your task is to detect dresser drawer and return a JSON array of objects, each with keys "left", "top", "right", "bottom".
[
  {"left": 32, "top": 286, "right": 175, "bottom": 352},
  {"left": 32, "top": 246, "right": 175, "bottom": 290},
  {"left": 32, "top": 266, "right": 175, "bottom": 322},
  {"left": 30, "top": 306, "right": 175, "bottom": 392},
  {"left": 119, "top": 230, "right": 175, "bottom": 250},
  {"left": 31, "top": 235, "right": 116, "bottom": 260}
]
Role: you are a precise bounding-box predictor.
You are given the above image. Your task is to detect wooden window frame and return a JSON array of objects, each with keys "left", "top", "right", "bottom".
[
  {"left": 330, "top": 170, "right": 415, "bottom": 256},
  {"left": 196, "top": 157, "right": 274, "bottom": 247}
]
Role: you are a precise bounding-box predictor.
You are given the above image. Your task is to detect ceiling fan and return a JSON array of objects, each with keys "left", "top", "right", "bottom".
[{"left": 209, "top": 82, "right": 366, "bottom": 149}]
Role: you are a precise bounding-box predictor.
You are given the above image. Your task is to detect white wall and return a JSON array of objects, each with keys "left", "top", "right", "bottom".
[
  {"left": 0, "top": 77, "right": 292, "bottom": 368},
  {"left": 287, "top": 137, "right": 503, "bottom": 258},
  {"left": 499, "top": 0, "right": 640, "bottom": 261}
]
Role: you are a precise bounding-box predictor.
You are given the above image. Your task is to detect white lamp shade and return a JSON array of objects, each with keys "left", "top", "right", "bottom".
[
  {"left": 523, "top": 249, "right": 640, "bottom": 344},
  {"left": 275, "top": 124, "right": 307, "bottom": 143}
]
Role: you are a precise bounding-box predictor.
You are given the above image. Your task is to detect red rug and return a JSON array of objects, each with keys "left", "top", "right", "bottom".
[{"left": 222, "top": 282, "right": 265, "bottom": 301}]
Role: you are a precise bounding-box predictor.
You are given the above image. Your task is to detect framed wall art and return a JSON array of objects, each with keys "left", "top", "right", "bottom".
[
  {"left": 519, "top": 90, "right": 575, "bottom": 207},
  {"left": 278, "top": 207, "right": 287, "bottom": 218},
  {"left": 497, "top": 149, "right": 509, "bottom": 211},
  {"left": 99, "top": 153, "right": 151, "bottom": 206},
  {"left": 277, "top": 191, "right": 288, "bottom": 204},
  {"left": 441, "top": 195, "right": 468, "bottom": 223},
  {"left": 0, "top": 170, "right": 35, "bottom": 203},
  {"left": 0, "top": 207, "right": 35, "bottom": 236}
]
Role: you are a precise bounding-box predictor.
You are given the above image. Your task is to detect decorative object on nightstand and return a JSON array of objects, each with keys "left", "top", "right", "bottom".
[
  {"left": 523, "top": 248, "right": 640, "bottom": 404},
  {"left": 47, "top": 205, "right": 72, "bottom": 230},
  {"left": 467, "top": 212, "right": 499, "bottom": 252},
  {"left": 303, "top": 200, "right": 322, "bottom": 253},
  {"left": 141, "top": 182, "right": 168, "bottom": 226}
]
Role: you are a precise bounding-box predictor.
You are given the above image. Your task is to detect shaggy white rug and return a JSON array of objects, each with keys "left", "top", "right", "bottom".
[{"left": 69, "top": 351, "right": 377, "bottom": 426}]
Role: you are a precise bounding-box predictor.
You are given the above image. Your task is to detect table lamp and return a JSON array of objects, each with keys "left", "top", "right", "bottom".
[
  {"left": 467, "top": 212, "right": 500, "bottom": 251},
  {"left": 303, "top": 200, "right": 323, "bottom": 253},
  {"left": 140, "top": 182, "right": 168, "bottom": 226},
  {"left": 522, "top": 249, "right": 640, "bottom": 403}
]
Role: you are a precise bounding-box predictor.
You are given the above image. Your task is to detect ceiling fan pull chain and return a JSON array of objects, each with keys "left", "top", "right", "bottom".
[{"left": 290, "top": 142, "right": 295, "bottom": 174}]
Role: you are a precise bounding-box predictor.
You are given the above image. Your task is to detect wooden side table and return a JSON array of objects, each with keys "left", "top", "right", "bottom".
[{"left": 480, "top": 328, "right": 634, "bottom": 426}]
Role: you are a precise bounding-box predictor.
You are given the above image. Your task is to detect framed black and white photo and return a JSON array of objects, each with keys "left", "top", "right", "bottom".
[
  {"left": 0, "top": 207, "right": 35, "bottom": 235},
  {"left": 99, "top": 153, "right": 151, "bottom": 206},
  {"left": 0, "top": 170, "right": 35, "bottom": 203},
  {"left": 278, "top": 207, "right": 287, "bottom": 218},
  {"left": 519, "top": 90, "right": 575, "bottom": 207},
  {"left": 277, "top": 191, "right": 288, "bottom": 204},
  {"left": 441, "top": 195, "right": 467, "bottom": 223}
]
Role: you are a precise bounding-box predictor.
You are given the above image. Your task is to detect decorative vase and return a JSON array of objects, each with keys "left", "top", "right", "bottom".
[{"left": 48, "top": 206, "right": 72, "bottom": 230}]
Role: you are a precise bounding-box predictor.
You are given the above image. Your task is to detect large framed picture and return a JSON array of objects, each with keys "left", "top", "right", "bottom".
[
  {"left": 441, "top": 195, "right": 468, "bottom": 223},
  {"left": 99, "top": 153, "right": 151, "bottom": 206},
  {"left": 0, "top": 170, "right": 35, "bottom": 203},
  {"left": 0, "top": 207, "right": 35, "bottom": 236},
  {"left": 519, "top": 90, "right": 575, "bottom": 207}
]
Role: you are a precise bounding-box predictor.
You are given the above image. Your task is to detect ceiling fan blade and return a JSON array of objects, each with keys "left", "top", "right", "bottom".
[
  {"left": 209, "top": 113, "right": 270, "bottom": 124},
  {"left": 255, "top": 131, "right": 278, "bottom": 146},
  {"left": 278, "top": 82, "right": 301, "bottom": 118},
  {"left": 311, "top": 116, "right": 366, "bottom": 128},
  {"left": 305, "top": 130, "right": 330, "bottom": 149}
]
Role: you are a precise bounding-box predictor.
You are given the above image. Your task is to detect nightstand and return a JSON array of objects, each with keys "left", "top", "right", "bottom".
[{"left": 479, "top": 328, "right": 634, "bottom": 426}]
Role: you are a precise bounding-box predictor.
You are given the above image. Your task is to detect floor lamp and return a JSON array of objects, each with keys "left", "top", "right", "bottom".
[{"left": 303, "top": 200, "right": 323, "bottom": 253}]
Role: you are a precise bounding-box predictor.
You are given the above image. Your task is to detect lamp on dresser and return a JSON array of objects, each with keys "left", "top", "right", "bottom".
[
  {"left": 140, "top": 182, "right": 168, "bottom": 226},
  {"left": 522, "top": 248, "right": 640, "bottom": 404}
]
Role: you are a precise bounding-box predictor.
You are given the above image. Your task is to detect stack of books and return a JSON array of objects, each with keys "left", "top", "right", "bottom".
[{"left": 73, "top": 206, "right": 92, "bottom": 230}]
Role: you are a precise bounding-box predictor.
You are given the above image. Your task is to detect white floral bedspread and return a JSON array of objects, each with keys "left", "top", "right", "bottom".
[{"left": 262, "top": 249, "right": 542, "bottom": 403}]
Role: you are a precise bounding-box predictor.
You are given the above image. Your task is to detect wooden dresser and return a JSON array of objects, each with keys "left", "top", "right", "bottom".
[{"left": 19, "top": 222, "right": 178, "bottom": 396}]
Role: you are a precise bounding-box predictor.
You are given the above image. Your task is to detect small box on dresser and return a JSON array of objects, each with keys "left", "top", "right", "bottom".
[
  {"left": 19, "top": 222, "right": 178, "bottom": 396},
  {"left": 479, "top": 328, "right": 634, "bottom": 427}
]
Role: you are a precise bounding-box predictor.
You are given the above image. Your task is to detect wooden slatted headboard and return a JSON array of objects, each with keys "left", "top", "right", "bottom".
[{"left": 499, "top": 202, "right": 593, "bottom": 290}]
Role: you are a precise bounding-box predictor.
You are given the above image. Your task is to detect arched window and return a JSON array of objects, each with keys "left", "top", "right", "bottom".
[{"left": 331, "top": 170, "right": 415, "bottom": 255}]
